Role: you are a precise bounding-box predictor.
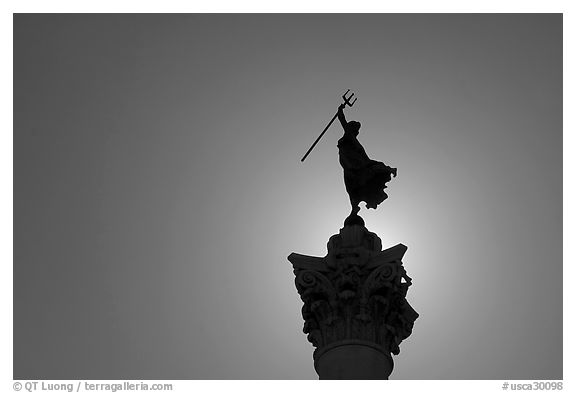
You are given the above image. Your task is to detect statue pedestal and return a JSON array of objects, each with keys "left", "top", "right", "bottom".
[{"left": 288, "top": 220, "right": 418, "bottom": 380}]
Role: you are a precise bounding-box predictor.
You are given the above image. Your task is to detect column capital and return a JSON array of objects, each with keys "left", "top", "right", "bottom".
[{"left": 288, "top": 223, "right": 418, "bottom": 379}]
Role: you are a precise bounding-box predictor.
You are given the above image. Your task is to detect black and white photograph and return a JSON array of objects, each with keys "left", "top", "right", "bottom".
[{"left": 12, "top": 11, "right": 565, "bottom": 384}]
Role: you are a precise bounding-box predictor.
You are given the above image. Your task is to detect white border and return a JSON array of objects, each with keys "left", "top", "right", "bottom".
[{"left": 4, "top": 2, "right": 572, "bottom": 389}]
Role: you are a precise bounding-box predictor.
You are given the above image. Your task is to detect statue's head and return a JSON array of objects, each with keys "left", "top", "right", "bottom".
[{"left": 347, "top": 121, "right": 361, "bottom": 136}]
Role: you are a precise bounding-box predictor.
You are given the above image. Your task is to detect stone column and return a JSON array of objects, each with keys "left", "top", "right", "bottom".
[{"left": 287, "top": 216, "right": 418, "bottom": 379}]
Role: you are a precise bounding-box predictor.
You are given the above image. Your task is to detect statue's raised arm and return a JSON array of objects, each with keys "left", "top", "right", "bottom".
[{"left": 337, "top": 103, "right": 348, "bottom": 129}]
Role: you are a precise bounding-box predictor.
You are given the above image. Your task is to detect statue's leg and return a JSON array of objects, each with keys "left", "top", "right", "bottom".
[{"left": 350, "top": 195, "right": 361, "bottom": 214}]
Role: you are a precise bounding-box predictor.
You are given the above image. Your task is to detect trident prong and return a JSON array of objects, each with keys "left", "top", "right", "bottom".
[
  {"left": 300, "top": 90, "right": 359, "bottom": 162},
  {"left": 342, "top": 89, "right": 357, "bottom": 107}
]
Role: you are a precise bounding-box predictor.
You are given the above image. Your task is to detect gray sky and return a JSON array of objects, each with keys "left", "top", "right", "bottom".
[{"left": 14, "top": 14, "right": 562, "bottom": 379}]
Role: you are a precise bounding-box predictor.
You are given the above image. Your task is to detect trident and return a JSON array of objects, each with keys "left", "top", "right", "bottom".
[{"left": 300, "top": 90, "right": 357, "bottom": 162}]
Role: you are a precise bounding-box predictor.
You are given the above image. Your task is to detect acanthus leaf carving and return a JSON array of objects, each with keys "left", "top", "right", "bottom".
[{"left": 288, "top": 224, "right": 418, "bottom": 358}]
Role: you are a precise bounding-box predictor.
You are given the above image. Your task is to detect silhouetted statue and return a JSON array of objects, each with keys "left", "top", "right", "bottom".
[
  {"left": 337, "top": 103, "right": 397, "bottom": 215},
  {"left": 292, "top": 92, "right": 417, "bottom": 379}
]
